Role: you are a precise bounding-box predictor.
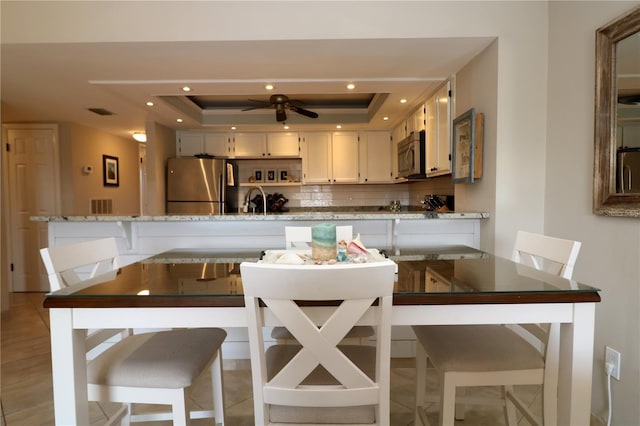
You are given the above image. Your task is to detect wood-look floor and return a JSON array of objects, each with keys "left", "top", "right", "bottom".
[{"left": 1, "top": 292, "right": 541, "bottom": 425}]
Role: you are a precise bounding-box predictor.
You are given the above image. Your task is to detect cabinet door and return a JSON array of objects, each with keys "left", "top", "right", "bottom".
[
  {"left": 331, "top": 132, "right": 359, "bottom": 183},
  {"left": 204, "top": 133, "right": 231, "bottom": 157},
  {"left": 425, "top": 96, "right": 438, "bottom": 173},
  {"left": 359, "top": 131, "right": 393, "bottom": 183},
  {"left": 232, "top": 133, "right": 267, "bottom": 157},
  {"left": 425, "top": 81, "right": 452, "bottom": 177},
  {"left": 392, "top": 122, "right": 406, "bottom": 144},
  {"left": 177, "top": 132, "right": 204, "bottom": 157},
  {"left": 407, "top": 105, "right": 426, "bottom": 134},
  {"left": 434, "top": 82, "right": 452, "bottom": 176},
  {"left": 301, "top": 132, "right": 332, "bottom": 183},
  {"left": 267, "top": 132, "right": 300, "bottom": 157}
]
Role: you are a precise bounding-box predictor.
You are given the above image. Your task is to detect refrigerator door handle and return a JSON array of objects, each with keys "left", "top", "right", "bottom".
[{"left": 623, "top": 165, "right": 632, "bottom": 193}]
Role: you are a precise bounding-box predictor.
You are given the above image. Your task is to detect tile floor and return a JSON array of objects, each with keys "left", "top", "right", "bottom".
[{"left": 2, "top": 292, "right": 542, "bottom": 426}]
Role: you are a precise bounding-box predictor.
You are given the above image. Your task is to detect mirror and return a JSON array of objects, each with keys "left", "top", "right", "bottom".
[{"left": 594, "top": 6, "right": 640, "bottom": 216}]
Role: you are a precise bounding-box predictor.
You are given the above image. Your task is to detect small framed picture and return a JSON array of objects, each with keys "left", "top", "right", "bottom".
[
  {"left": 252, "top": 169, "right": 264, "bottom": 182},
  {"left": 266, "top": 169, "right": 277, "bottom": 183},
  {"left": 102, "top": 155, "right": 119, "bottom": 187},
  {"left": 278, "top": 169, "right": 288, "bottom": 182}
]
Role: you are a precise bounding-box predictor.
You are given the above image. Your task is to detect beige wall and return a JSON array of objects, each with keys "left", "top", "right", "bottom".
[
  {"left": 145, "top": 121, "right": 176, "bottom": 215},
  {"left": 59, "top": 123, "right": 140, "bottom": 215},
  {"left": 546, "top": 2, "right": 640, "bottom": 422}
]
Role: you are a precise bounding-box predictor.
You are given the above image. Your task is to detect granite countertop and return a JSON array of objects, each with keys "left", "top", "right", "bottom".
[{"left": 31, "top": 210, "right": 489, "bottom": 222}]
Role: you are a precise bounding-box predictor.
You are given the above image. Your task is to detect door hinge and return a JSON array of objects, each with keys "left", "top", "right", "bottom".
[
  {"left": 6, "top": 143, "right": 10, "bottom": 152},
  {"left": 448, "top": 89, "right": 452, "bottom": 98},
  {"left": 10, "top": 263, "right": 14, "bottom": 272}
]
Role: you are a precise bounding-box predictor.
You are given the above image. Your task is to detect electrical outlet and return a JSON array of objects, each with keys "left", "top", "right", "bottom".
[{"left": 605, "top": 346, "right": 621, "bottom": 380}]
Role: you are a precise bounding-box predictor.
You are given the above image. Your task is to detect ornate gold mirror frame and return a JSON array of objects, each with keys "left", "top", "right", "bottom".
[{"left": 594, "top": 6, "right": 640, "bottom": 217}]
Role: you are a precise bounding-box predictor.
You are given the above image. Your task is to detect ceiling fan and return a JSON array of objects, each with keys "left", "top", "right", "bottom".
[{"left": 241, "top": 94, "right": 319, "bottom": 122}]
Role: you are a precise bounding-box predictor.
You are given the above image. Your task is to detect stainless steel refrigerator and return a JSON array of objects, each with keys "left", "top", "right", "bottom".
[
  {"left": 617, "top": 148, "right": 640, "bottom": 193},
  {"left": 167, "top": 157, "right": 237, "bottom": 214}
]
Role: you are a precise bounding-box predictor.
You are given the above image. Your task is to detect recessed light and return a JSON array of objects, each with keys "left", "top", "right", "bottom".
[
  {"left": 176, "top": 118, "right": 183, "bottom": 123},
  {"left": 346, "top": 83, "right": 355, "bottom": 90},
  {"left": 283, "top": 125, "right": 290, "bottom": 130},
  {"left": 182, "top": 86, "right": 191, "bottom": 92},
  {"left": 231, "top": 126, "right": 237, "bottom": 130},
  {"left": 383, "top": 116, "right": 389, "bottom": 121},
  {"left": 336, "top": 125, "right": 342, "bottom": 129},
  {"left": 145, "top": 101, "right": 154, "bottom": 107},
  {"left": 265, "top": 84, "right": 274, "bottom": 90},
  {"left": 400, "top": 98, "right": 407, "bottom": 104}
]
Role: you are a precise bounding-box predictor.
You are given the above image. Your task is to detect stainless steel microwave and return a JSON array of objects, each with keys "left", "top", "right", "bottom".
[{"left": 397, "top": 130, "right": 426, "bottom": 178}]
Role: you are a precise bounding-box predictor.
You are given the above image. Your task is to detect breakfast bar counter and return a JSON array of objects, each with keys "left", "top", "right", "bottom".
[{"left": 33, "top": 211, "right": 489, "bottom": 264}]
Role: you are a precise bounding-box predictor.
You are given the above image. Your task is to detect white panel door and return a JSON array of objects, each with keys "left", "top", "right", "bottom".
[{"left": 7, "top": 127, "right": 58, "bottom": 291}]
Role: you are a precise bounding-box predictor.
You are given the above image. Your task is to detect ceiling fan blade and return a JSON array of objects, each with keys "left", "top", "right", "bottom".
[
  {"left": 290, "top": 105, "right": 319, "bottom": 119},
  {"left": 241, "top": 105, "right": 271, "bottom": 111},
  {"left": 241, "top": 99, "right": 271, "bottom": 111}
]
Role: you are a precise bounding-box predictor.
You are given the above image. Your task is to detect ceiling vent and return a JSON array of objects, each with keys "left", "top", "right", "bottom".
[{"left": 87, "top": 108, "right": 115, "bottom": 116}]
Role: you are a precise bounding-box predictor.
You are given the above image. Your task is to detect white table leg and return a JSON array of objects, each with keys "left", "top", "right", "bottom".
[
  {"left": 558, "top": 303, "right": 595, "bottom": 426},
  {"left": 50, "top": 308, "right": 89, "bottom": 425}
]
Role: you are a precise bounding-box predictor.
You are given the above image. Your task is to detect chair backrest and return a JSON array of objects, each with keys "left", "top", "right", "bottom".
[
  {"left": 40, "top": 237, "right": 120, "bottom": 291},
  {"left": 241, "top": 260, "right": 395, "bottom": 424},
  {"left": 510, "top": 230, "right": 581, "bottom": 402},
  {"left": 284, "top": 225, "right": 353, "bottom": 248},
  {"left": 511, "top": 230, "right": 581, "bottom": 279}
]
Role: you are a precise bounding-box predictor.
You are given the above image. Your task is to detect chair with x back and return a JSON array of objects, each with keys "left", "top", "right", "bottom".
[
  {"left": 41, "top": 237, "right": 227, "bottom": 425},
  {"left": 412, "top": 230, "right": 581, "bottom": 426},
  {"left": 241, "top": 259, "right": 396, "bottom": 425}
]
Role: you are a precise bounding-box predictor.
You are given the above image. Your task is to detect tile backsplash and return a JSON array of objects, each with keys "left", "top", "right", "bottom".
[{"left": 233, "top": 159, "right": 454, "bottom": 210}]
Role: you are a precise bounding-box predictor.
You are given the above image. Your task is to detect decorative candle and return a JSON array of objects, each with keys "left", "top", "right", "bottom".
[{"left": 311, "top": 223, "right": 337, "bottom": 261}]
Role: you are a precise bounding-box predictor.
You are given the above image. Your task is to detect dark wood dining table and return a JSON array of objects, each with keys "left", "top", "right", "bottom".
[{"left": 44, "top": 246, "right": 600, "bottom": 425}]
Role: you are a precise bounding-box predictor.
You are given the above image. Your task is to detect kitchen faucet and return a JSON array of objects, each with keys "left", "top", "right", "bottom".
[{"left": 244, "top": 185, "right": 267, "bottom": 215}]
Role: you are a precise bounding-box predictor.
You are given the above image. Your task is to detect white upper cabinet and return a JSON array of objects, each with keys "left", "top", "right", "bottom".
[
  {"left": 177, "top": 132, "right": 205, "bottom": 157},
  {"left": 425, "top": 80, "right": 452, "bottom": 177},
  {"left": 331, "top": 132, "right": 359, "bottom": 183},
  {"left": 392, "top": 122, "right": 407, "bottom": 144},
  {"left": 266, "top": 132, "right": 300, "bottom": 157},
  {"left": 231, "top": 132, "right": 299, "bottom": 157},
  {"left": 300, "top": 132, "right": 332, "bottom": 183},
  {"left": 231, "top": 133, "right": 267, "bottom": 157},
  {"left": 359, "top": 131, "right": 393, "bottom": 183},
  {"left": 300, "top": 132, "right": 359, "bottom": 184},
  {"left": 407, "top": 105, "right": 426, "bottom": 134},
  {"left": 204, "top": 133, "right": 231, "bottom": 157}
]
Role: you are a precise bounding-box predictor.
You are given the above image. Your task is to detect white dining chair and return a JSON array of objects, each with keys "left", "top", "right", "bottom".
[
  {"left": 41, "top": 238, "right": 227, "bottom": 425},
  {"left": 277, "top": 225, "right": 375, "bottom": 345},
  {"left": 241, "top": 260, "right": 396, "bottom": 425},
  {"left": 413, "top": 230, "right": 582, "bottom": 426}
]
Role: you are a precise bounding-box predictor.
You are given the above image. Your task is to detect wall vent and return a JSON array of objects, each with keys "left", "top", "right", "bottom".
[{"left": 91, "top": 199, "right": 113, "bottom": 214}]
